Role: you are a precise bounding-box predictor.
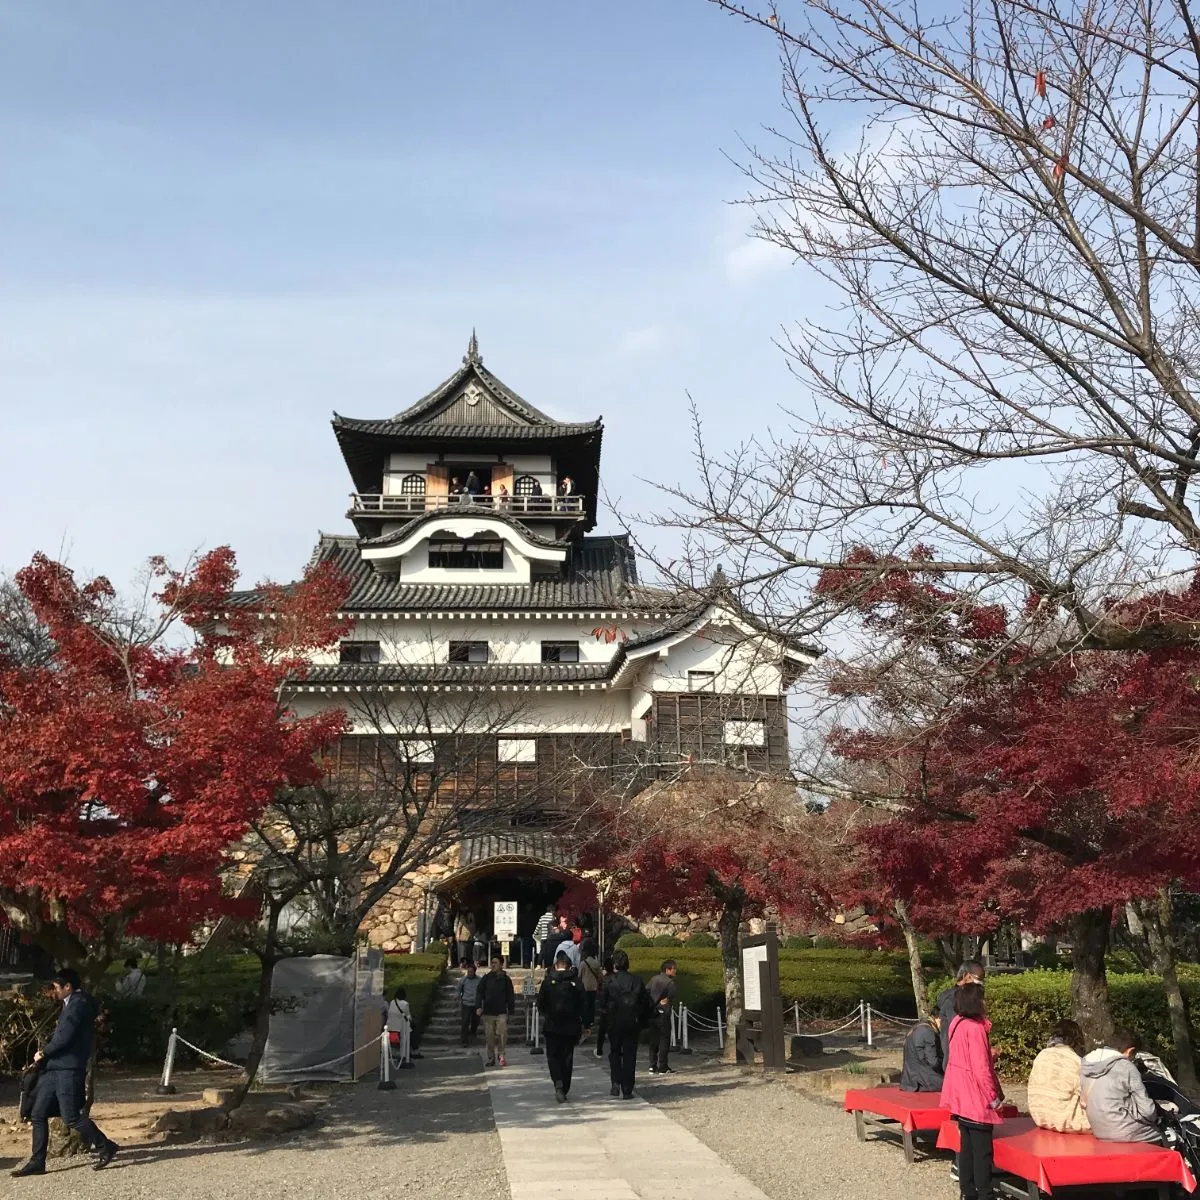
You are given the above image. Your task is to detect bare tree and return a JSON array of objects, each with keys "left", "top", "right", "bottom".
[
  {"left": 228, "top": 654, "right": 600, "bottom": 1102},
  {"left": 647, "top": 0, "right": 1200, "bottom": 660}
]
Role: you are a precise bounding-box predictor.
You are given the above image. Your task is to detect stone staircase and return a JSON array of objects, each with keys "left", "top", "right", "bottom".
[{"left": 421, "top": 967, "right": 540, "bottom": 1053}]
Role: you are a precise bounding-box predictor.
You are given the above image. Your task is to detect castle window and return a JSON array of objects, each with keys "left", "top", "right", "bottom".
[
  {"left": 687, "top": 670, "right": 715, "bottom": 692},
  {"left": 498, "top": 738, "right": 537, "bottom": 763},
  {"left": 513, "top": 474, "right": 542, "bottom": 497},
  {"left": 541, "top": 641, "right": 580, "bottom": 663},
  {"left": 428, "top": 535, "right": 504, "bottom": 570},
  {"left": 399, "top": 473, "right": 426, "bottom": 496},
  {"left": 448, "top": 641, "right": 489, "bottom": 664},
  {"left": 723, "top": 719, "right": 765, "bottom": 747},
  {"left": 339, "top": 641, "right": 381, "bottom": 665}
]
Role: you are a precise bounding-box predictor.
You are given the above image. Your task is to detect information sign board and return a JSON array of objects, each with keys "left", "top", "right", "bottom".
[
  {"left": 494, "top": 900, "right": 518, "bottom": 941},
  {"left": 742, "top": 944, "right": 768, "bottom": 1014}
]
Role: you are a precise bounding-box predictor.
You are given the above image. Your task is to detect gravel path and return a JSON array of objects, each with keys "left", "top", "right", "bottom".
[
  {"left": 0, "top": 1057, "right": 508, "bottom": 1200},
  {"left": 639, "top": 1055, "right": 955, "bottom": 1200}
]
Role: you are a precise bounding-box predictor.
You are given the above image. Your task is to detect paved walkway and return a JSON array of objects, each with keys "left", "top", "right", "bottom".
[{"left": 485, "top": 1049, "right": 771, "bottom": 1200}]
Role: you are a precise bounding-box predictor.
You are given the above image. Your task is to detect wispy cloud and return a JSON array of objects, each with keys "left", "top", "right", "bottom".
[
  {"left": 616, "top": 324, "right": 665, "bottom": 355},
  {"left": 718, "top": 206, "right": 793, "bottom": 285}
]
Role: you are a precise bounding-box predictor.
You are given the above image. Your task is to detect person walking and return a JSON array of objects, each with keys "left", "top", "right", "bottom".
[
  {"left": 647, "top": 959, "right": 678, "bottom": 1076},
  {"left": 457, "top": 961, "right": 483, "bottom": 1046},
  {"left": 13, "top": 968, "right": 118, "bottom": 1178},
  {"left": 538, "top": 950, "right": 585, "bottom": 1102},
  {"left": 598, "top": 950, "right": 652, "bottom": 1099},
  {"left": 941, "top": 982, "right": 1005, "bottom": 1200},
  {"left": 578, "top": 939, "right": 603, "bottom": 1038},
  {"left": 477, "top": 955, "right": 515, "bottom": 1068},
  {"left": 593, "top": 953, "right": 615, "bottom": 1058}
]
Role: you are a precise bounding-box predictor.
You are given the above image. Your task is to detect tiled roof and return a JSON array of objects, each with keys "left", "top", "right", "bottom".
[
  {"left": 229, "top": 533, "right": 667, "bottom": 614},
  {"left": 392, "top": 353, "right": 569, "bottom": 427},
  {"left": 292, "top": 662, "right": 614, "bottom": 687},
  {"left": 357, "top": 509, "right": 569, "bottom": 551},
  {"left": 332, "top": 417, "right": 601, "bottom": 440},
  {"left": 457, "top": 831, "right": 577, "bottom": 870}
]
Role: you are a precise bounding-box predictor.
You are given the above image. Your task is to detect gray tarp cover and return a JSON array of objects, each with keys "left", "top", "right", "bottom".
[{"left": 260, "top": 956, "right": 355, "bottom": 1083}]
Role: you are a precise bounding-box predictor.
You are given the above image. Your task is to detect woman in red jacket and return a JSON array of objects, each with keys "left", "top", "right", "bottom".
[{"left": 941, "top": 982, "right": 1005, "bottom": 1200}]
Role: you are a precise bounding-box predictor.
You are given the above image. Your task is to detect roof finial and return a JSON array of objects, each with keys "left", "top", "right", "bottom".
[{"left": 464, "top": 328, "right": 480, "bottom": 366}]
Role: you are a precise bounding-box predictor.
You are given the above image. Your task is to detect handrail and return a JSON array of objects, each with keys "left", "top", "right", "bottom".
[{"left": 349, "top": 493, "right": 586, "bottom": 517}]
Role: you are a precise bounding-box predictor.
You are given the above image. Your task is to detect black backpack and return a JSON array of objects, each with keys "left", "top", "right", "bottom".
[{"left": 608, "top": 974, "right": 650, "bottom": 1030}]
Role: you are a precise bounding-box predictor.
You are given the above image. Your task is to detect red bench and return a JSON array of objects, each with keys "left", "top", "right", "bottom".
[
  {"left": 843, "top": 1087, "right": 1018, "bottom": 1162},
  {"left": 937, "top": 1115, "right": 1197, "bottom": 1198}
]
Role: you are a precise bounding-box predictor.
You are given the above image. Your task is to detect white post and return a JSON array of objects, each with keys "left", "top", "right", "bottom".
[
  {"left": 716, "top": 1007, "right": 724, "bottom": 1050},
  {"left": 378, "top": 1029, "right": 396, "bottom": 1090},
  {"left": 866, "top": 1003, "right": 874, "bottom": 1048},
  {"left": 681, "top": 1005, "right": 690, "bottom": 1053},
  {"left": 859, "top": 999, "right": 866, "bottom": 1042},
  {"left": 156, "top": 1027, "right": 178, "bottom": 1095},
  {"left": 402, "top": 1014, "right": 412, "bottom": 1067},
  {"left": 794, "top": 1003, "right": 801, "bottom": 1036},
  {"left": 670, "top": 1005, "right": 678, "bottom": 1048}
]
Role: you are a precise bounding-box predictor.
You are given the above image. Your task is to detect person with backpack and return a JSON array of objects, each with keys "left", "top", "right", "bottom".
[
  {"left": 598, "top": 949, "right": 652, "bottom": 1099},
  {"left": 647, "top": 959, "right": 678, "bottom": 1075},
  {"left": 537, "top": 950, "right": 585, "bottom": 1102},
  {"left": 578, "top": 939, "right": 603, "bottom": 1038},
  {"left": 476, "top": 955, "right": 515, "bottom": 1068}
]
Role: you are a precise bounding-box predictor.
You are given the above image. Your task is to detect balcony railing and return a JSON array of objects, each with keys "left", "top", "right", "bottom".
[{"left": 349, "top": 493, "right": 586, "bottom": 519}]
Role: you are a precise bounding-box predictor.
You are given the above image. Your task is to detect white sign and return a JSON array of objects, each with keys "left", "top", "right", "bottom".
[
  {"left": 742, "top": 945, "right": 768, "bottom": 1013},
  {"left": 494, "top": 900, "right": 518, "bottom": 941}
]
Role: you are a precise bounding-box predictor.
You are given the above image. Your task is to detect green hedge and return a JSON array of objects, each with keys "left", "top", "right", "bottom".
[
  {"left": 624, "top": 946, "right": 919, "bottom": 1020},
  {"left": 384, "top": 951, "right": 447, "bottom": 1035},
  {"left": 86, "top": 950, "right": 447, "bottom": 1067},
  {"left": 615, "top": 932, "right": 652, "bottom": 949},
  {"left": 927, "top": 970, "right": 1200, "bottom": 1075}
]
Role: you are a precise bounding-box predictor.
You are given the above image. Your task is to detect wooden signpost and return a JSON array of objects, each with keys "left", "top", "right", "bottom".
[{"left": 736, "top": 925, "right": 787, "bottom": 1072}]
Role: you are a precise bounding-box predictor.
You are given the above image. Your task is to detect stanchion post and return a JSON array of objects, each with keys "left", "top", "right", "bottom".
[
  {"left": 858, "top": 999, "right": 866, "bottom": 1042},
  {"left": 155, "top": 1027, "right": 178, "bottom": 1095},
  {"left": 866, "top": 1003, "right": 874, "bottom": 1048},
  {"left": 530, "top": 1003, "right": 544, "bottom": 1055},
  {"left": 670, "top": 1005, "right": 678, "bottom": 1049},
  {"left": 681, "top": 1005, "right": 691, "bottom": 1054},
  {"left": 378, "top": 1030, "right": 397, "bottom": 1090},
  {"left": 716, "top": 1007, "right": 724, "bottom": 1050},
  {"left": 794, "top": 1003, "right": 801, "bottom": 1036}
]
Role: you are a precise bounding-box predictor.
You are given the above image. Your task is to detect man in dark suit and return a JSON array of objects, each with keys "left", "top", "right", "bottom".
[{"left": 13, "top": 968, "right": 119, "bottom": 1177}]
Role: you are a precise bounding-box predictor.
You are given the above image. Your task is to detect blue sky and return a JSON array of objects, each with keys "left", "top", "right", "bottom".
[{"left": 0, "top": 2, "right": 818, "bottom": 590}]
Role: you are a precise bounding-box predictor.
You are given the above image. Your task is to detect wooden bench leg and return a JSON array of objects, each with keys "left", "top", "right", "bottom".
[
  {"left": 854, "top": 1110, "right": 866, "bottom": 1142},
  {"left": 902, "top": 1129, "right": 915, "bottom": 1164}
]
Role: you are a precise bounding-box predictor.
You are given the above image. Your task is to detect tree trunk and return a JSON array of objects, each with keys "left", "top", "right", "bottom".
[
  {"left": 1069, "top": 907, "right": 1115, "bottom": 1048},
  {"left": 895, "top": 900, "right": 929, "bottom": 1019},
  {"left": 231, "top": 953, "right": 277, "bottom": 1110},
  {"left": 1139, "top": 890, "right": 1199, "bottom": 1097},
  {"left": 717, "top": 900, "right": 744, "bottom": 1065}
]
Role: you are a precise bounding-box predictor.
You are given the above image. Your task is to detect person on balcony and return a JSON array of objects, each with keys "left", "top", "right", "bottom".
[
  {"left": 496, "top": 483, "right": 510, "bottom": 510},
  {"left": 464, "top": 470, "right": 483, "bottom": 499},
  {"left": 559, "top": 475, "right": 575, "bottom": 497}
]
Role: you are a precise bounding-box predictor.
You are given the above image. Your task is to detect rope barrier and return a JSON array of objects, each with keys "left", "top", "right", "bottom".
[
  {"left": 264, "top": 1031, "right": 388, "bottom": 1077},
  {"left": 173, "top": 1033, "right": 244, "bottom": 1072}
]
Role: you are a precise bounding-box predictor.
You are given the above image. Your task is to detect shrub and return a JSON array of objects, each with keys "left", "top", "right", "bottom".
[
  {"left": 615, "top": 932, "right": 652, "bottom": 949},
  {"left": 926, "top": 969, "right": 1200, "bottom": 1076},
  {"left": 384, "top": 951, "right": 446, "bottom": 1036},
  {"left": 650, "top": 934, "right": 682, "bottom": 947},
  {"left": 813, "top": 936, "right": 843, "bottom": 950},
  {"left": 686, "top": 933, "right": 718, "bottom": 948},
  {"left": 783, "top": 936, "right": 814, "bottom": 950}
]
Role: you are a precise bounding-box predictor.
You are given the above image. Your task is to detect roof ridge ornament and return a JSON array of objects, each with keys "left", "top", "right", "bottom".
[{"left": 464, "top": 329, "right": 481, "bottom": 366}]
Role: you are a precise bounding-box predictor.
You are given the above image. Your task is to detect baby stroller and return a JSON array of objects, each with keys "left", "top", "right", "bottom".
[{"left": 1138, "top": 1060, "right": 1200, "bottom": 1180}]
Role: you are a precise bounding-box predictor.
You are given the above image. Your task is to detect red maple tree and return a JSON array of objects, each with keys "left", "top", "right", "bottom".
[
  {"left": 0, "top": 549, "right": 348, "bottom": 978},
  {"left": 584, "top": 774, "right": 824, "bottom": 1059},
  {"left": 820, "top": 550, "right": 1200, "bottom": 1055}
]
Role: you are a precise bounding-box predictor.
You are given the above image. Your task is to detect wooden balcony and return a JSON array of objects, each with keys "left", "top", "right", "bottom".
[{"left": 348, "top": 493, "right": 586, "bottom": 520}]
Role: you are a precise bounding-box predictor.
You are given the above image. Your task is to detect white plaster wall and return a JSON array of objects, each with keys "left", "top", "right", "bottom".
[
  {"left": 644, "top": 631, "right": 786, "bottom": 696},
  {"left": 317, "top": 617, "right": 629, "bottom": 666},
  {"left": 289, "top": 688, "right": 633, "bottom": 735}
]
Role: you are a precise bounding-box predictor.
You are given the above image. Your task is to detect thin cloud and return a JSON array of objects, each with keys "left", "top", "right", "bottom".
[{"left": 616, "top": 324, "right": 665, "bottom": 355}]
